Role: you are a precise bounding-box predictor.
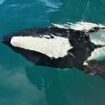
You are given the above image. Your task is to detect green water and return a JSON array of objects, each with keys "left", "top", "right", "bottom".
[{"left": 0, "top": 0, "right": 105, "bottom": 105}]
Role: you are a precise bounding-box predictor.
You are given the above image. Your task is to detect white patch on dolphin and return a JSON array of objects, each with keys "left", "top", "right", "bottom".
[
  {"left": 89, "top": 29, "right": 105, "bottom": 45},
  {"left": 84, "top": 47, "right": 105, "bottom": 66},
  {"left": 10, "top": 35, "right": 72, "bottom": 58}
]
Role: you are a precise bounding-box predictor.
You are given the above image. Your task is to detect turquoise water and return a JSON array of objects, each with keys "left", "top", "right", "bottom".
[{"left": 0, "top": 0, "right": 105, "bottom": 105}]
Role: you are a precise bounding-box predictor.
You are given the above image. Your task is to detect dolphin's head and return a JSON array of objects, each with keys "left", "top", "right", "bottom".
[{"left": 2, "top": 35, "right": 13, "bottom": 49}]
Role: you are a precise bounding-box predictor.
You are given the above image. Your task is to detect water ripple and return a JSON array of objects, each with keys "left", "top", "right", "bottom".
[
  {"left": 0, "top": 0, "right": 5, "bottom": 5},
  {"left": 39, "top": 0, "right": 62, "bottom": 9}
]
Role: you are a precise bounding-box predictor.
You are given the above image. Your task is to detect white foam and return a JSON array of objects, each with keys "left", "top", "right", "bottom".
[
  {"left": 52, "top": 23, "right": 70, "bottom": 29},
  {"left": 10, "top": 35, "right": 72, "bottom": 58},
  {"left": 70, "top": 22, "right": 105, "bottom": 31},
  {"left": 52, "top": 22, "right": 105, "bottom": 31}
]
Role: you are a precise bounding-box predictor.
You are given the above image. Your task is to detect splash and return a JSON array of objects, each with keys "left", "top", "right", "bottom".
[{"left": 52, "top": 21, "right": 105, "bottom": 31}]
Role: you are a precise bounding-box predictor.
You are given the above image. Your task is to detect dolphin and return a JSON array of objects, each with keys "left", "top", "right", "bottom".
[{"left": 2, "top": 22, "right": 105, "bottom": 78}]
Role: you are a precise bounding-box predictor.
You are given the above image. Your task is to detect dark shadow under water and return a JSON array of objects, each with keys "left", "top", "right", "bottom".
[{"left": 25, "top": 65, "right": 105, "bottom": 105}]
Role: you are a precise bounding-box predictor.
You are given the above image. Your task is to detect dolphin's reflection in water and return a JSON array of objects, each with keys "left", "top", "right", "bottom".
[
  {"left": 25, "top": 65, "right": 105, "bottom": 105},
  {"left": 26, "top": 66, "right": 69, "bottom": 105}
]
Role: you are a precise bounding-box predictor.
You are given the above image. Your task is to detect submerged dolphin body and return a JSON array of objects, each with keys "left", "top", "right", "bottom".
[{"left": 2, "top": 22, "right": 105, "bottom": 78}]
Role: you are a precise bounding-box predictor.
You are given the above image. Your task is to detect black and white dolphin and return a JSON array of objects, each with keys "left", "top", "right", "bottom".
[{"left": 2, "top": 22, "right": 105, "bottom": 78}]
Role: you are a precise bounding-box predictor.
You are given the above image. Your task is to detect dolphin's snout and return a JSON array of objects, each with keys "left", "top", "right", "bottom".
[{"left": 2, "top": 36, "right": 12, "bottom": 46}]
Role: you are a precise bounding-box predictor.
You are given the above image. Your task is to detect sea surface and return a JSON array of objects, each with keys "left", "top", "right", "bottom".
[{"left": 0, "top": 0, "right": 105, "bottom": 105}]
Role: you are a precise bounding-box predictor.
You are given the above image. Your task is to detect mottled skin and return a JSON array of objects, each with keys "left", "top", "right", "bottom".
[{"left": 2, "top": 25, "right": 105, "bottom": 78}]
